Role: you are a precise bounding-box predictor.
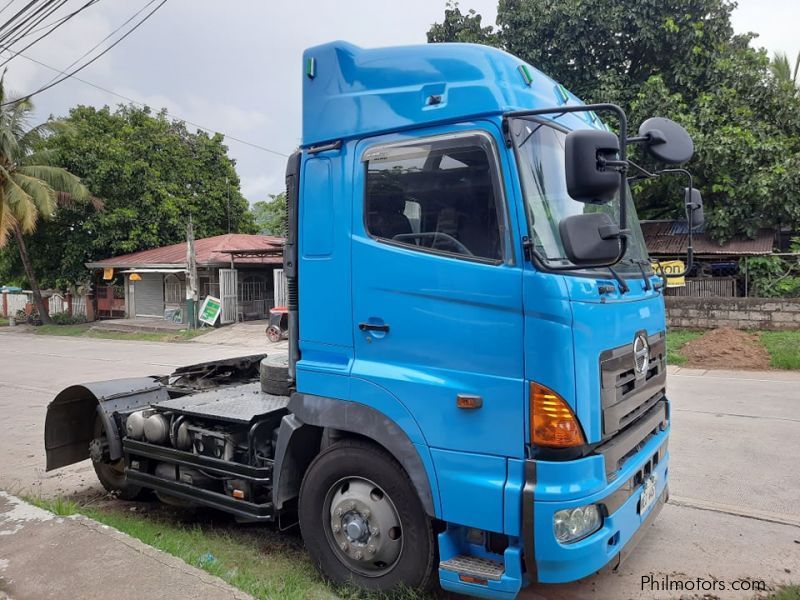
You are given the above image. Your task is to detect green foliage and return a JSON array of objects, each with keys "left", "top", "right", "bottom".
[
  {"left": 744, "top": 255, "right": 800, "bottom": 298},
  {"left": 427, "top": 1, "right": 499, "bottom": 45},
  {"left": 771, "top": 51, "right": 800, "bottom": 87},
  {"left": 428, "top": 0, "right": 800, "bottom": 243},
  {"left": 251, "top": 192, "right": 286, "bottom": 236},
  {"left": 0, "top": 104, "right": 257, "bottom": 288},
  {"left": 760, "top": 332, "right": 800, "bottom": 370},
  {"left": 50, "top": 311, "right": 87, "bottom": 325}
]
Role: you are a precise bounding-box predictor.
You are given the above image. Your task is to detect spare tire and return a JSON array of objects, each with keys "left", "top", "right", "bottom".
[{"left": 261, "top": 353, "right": 290, "bottom": 396}]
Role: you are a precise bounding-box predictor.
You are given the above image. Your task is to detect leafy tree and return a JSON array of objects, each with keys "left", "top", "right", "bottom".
[
  {"left": 0, "top": 77, "right": 96, "bottom": 324},
  {"left": 0, "top": 104, "right": 257, "bottom": 289},
  {"left": 427, "top": 2, "right": 499, "bottom": 45},
  {"left": 251, "top": 193, "right": 286, "bottom": 236},
  {"left": 428, "top": 0, "right": 800, "bottom": 243}
]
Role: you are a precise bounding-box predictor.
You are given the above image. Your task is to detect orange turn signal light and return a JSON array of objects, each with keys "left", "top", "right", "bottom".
[{"left": 530, "top": 382, "right": 586, "bottom": 448}]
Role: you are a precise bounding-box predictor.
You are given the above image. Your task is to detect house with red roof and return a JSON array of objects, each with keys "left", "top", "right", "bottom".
[{"left": 86, "top": 234, "right": 285, "bottom": 325}]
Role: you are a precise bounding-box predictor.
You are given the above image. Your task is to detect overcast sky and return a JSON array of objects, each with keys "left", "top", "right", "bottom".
[{"left": 3, "top": 0, "right": 798, "bottom": 204}]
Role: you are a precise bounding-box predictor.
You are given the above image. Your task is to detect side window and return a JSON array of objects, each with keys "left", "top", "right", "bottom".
[{"left": 364, "top": 134, "right": 504, "bottom": 262}]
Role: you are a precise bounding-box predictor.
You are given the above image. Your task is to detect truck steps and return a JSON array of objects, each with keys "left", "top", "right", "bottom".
[{"left": 440, "top": 555, "right": 505, "bottom": 581}]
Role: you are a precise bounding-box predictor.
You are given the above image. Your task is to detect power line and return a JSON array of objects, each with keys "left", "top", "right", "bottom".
[
  {"left": 37, "top": 0, "right": 156, "bottom": 83},
  {"left": 1, "top": 48, "right": 291, "bottom": 158},
  {"left": 5, "top": 0, "right": 91, "bottom": 41},
  {"left": 0, "top": 0, "right": 98, "bottom": 69},
  {"left": 1, "top": 0, "right": 167, "bottom": 106},
  {"left": 0, "top": 0, "right": 15, "bottom": 18},
  {"left": 0, "top": 0, "right": 57, "bottom": 46}
]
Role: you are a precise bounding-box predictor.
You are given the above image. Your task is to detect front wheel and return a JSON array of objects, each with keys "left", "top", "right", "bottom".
[{"left": 298, "top": 439, "right": 436, "bottom": 591}]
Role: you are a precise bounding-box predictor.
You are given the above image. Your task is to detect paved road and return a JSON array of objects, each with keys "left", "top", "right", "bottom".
[{"left": 0, "top": 330, "right": 798, "bottom": 598}]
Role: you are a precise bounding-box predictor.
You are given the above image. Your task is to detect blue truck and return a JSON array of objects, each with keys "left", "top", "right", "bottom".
[{"left": 44, "top": 41, "right": 703, "bottom": 599}]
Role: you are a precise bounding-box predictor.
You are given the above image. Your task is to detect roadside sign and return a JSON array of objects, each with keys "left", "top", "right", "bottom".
[
  {"left": 199, "top": 295, "right": 222, "bottom": 325},
  {"left": 653, "top": 260, "right": 686, "bottom": 287}
]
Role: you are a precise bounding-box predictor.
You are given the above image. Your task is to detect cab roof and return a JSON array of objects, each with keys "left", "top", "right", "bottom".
[{"left": 301, "top": 41, "right": 596, "bottom": 147}]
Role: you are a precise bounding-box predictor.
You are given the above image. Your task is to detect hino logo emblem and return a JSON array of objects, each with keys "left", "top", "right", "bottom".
[{"left": 633, "top": 333, "right": 650, "bottom": 376}]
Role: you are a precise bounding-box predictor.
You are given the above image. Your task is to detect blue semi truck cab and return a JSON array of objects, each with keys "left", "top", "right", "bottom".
[{"left": 44, "top": 42, "right": 701, "bottom": 599}]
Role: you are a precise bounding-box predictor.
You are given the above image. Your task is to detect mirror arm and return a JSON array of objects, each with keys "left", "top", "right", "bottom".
[{"left": 654, "top": 167, "right": 696, "bottom": 278}]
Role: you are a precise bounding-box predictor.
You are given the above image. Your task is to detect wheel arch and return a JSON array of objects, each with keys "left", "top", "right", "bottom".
[
  {"left": 44, "top": 377, "right": 168, "bottom": 471},
  {"left": 273, "top": 392, "right": 439, "bottom": 517}
]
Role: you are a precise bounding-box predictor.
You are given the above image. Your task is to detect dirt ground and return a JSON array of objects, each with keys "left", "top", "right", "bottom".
[{"left": 681, "top": 327, "right": 772, "bottom": 369}]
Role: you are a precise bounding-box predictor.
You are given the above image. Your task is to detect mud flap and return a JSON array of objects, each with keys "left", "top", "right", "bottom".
[{"left": 44, "top": 377, "right": 168, "bottom": 471}]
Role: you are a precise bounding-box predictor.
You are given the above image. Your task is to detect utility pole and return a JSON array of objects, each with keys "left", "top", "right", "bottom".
[
  {"left": 226, "top": 177, "right": 232, "bottom": 233},
  {"left": 186, "top": 216, "right": 199, "bottom": 329}
]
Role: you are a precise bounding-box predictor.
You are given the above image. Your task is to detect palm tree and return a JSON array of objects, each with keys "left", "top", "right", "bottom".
[
  {"left": 0, "top": 75, "right": 95, "bottom": 324},
  {"left": 771, "top": 51, "right": 800, "bottom": 87}
]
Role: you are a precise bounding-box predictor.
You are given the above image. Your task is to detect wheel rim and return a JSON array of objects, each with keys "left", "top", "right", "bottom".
[{"left": 323, "top": 476, "right": 403, "bottom": 577}]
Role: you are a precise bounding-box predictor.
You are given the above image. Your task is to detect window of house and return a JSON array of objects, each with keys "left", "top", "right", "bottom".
[
  {"left": 164, "top": 274, "right": 185, "bottom": 305},
  {"left": 363, "top": 132, "right": 505, "bottom": 262}
]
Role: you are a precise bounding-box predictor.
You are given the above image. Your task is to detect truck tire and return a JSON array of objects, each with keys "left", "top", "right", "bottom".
[
  {"left": 298, "top": 439, "right": 436, "bottom": 592},
  {"left": 91, "top": 416, "right": 146, "bottom": 501},
  {"left": 260, "top": 354, "right": 290, "bottom": 396}
]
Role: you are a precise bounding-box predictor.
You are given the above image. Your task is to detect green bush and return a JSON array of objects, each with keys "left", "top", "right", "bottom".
[
  {"left": 744, "top": 253, "right": 800, "bottom": 298},
  {"left": 50, "top": 312, "right": 87, "bottom": 325}
]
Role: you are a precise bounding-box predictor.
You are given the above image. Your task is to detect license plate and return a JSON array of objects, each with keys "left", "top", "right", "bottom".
[{"left": 639, "top": 474, "right": 658, "bottom": 514}]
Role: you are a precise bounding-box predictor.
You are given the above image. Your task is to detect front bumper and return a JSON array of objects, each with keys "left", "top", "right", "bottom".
[{"left": 526, "top": 424, "right": 669, "bottom": 583}]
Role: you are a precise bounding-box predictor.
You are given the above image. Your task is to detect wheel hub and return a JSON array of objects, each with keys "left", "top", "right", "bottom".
[{"left": 326, "top": 477, "right": 402, "bottom": 576}]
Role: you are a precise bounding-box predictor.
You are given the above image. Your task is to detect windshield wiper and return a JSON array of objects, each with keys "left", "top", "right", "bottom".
[
  {"left": 607, "top": 266, "right": 630, "bottom": 294},
  {"left": 617, "top": 257, "right": 652, "bottom": 291}
]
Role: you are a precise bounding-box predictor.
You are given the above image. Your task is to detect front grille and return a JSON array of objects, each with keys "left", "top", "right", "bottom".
[{"left": 599, "top": 332, "right": 666, "bottom": 439}]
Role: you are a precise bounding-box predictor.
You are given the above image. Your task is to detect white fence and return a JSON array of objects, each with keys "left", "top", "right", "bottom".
[
  {"left": 5, "top": 292, "right": 28, "bottom": 315},
  {"left": 49, "top": 293, "right": 65, "bottom": 314},
  {"left": 72, "top": 295, "right": 87, "bottom": 317},
  {"left": 2, "top": 291, "right": 89, "bottom": 318}
]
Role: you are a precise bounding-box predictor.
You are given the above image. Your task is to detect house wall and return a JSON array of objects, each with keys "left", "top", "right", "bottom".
[{"left": 666, "top": 297, "right": 800, "bottom": 330}]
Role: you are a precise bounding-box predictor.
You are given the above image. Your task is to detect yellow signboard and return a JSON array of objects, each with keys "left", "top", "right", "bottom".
[
  {"left": 103, "top": 267, "right": 114, "bottom": 280},
  {"left": 652, "top": 260, "right": 686, "bottom": 287}
]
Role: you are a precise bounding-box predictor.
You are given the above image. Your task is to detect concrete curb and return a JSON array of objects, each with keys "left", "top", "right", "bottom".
[{"left": 0, "top": 492, "right": 254, "bottom": 600}]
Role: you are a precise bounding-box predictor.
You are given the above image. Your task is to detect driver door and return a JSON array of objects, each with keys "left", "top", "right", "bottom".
[{"left": 350, "top": 127, "right": 525, "bottom": 458}]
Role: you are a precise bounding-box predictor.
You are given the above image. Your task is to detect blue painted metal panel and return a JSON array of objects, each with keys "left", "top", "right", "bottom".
[
  {"left": 301, "top": 159, "right": 334, "bottom": 257},
  {"left": 297, "top": 150, "right": 353, "bottom": 357},
  {"left": 533, "top": 427, "right": 670, "bottom": 582},
  {"left": 349, "top": 122, "right": 526, "bottom": 459},
  {"left": 430, "top": 448, "right": 506, "bottom": 533},
  {"left": 301, "top": 41, "right": 592, "bottom": 147},
  {"left": 504, "top": 459, "right": 525, "bottom": 535}
]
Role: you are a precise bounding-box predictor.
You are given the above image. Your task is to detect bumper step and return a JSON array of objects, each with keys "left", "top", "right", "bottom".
[{"left": 440, "top": 555, "right": 504, "bottom": 581}]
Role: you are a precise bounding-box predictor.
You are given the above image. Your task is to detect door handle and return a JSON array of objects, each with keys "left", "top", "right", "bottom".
[{"left": 359, "top": 322, "right": 390, "bottom": 333}]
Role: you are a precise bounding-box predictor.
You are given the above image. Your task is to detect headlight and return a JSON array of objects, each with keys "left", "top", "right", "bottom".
[{"left": 553, "top": 504, "right": 602, "bottom": 543}]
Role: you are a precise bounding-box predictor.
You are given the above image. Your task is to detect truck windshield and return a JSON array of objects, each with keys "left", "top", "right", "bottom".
[{"left": 511, "top": 118, "right": 651, "bottom": 275}]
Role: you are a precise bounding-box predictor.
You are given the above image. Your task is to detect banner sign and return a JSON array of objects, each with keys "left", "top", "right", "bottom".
[
  {"left": 652, "top": 260, "right": 686, "bottom": 287},
  {"left": 199, "top": 296, "right": 222, "bottom": 325}
]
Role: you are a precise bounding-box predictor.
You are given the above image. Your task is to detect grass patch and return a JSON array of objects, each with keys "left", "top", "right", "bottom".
[
  {"left": 760, "top": 331, "right": 800, "bottom": 370},
  {"left": 666, "top": 329, "right": 704, "bottom": 365},
  {"left": 767, "top": 586, "right": 800, "bottom": 600},
  {"left": 26, "top": 495, "right": 80, "bottom": 516},
  {"left": 32, "top": 323, "right": 210, "bottom": 343},
  {"left": 0, "top": 316, "right": 8, "bottom": 326},
  {"left": 26, "top": 496, "right": 435, "bottom": 600}
]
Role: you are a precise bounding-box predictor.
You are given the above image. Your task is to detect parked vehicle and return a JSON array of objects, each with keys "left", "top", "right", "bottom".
[
  {"left": 44, "top": 42, "right": 702, "bottom": 598},
  {"left": 266, "top": 306, "right": 288, "bottom": 343}
]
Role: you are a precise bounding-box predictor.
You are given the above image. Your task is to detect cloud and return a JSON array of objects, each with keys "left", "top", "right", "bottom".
[{"left": 240, "top": 174, "right": 281, "bottom": 203}]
